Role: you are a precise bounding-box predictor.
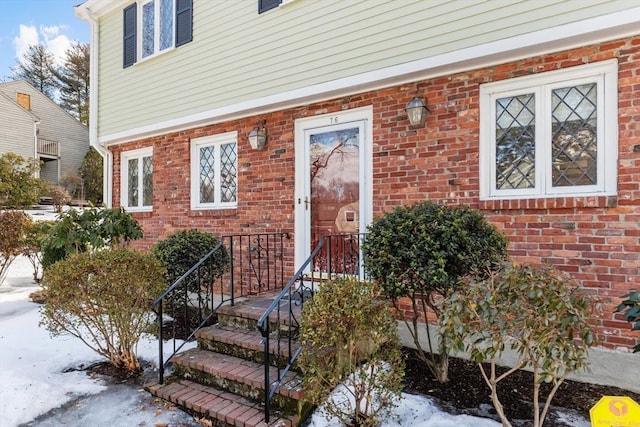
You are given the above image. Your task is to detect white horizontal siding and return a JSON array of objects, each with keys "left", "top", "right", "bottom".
[{"left": 96, "top": 0, "right": 639, "bottom": 137}]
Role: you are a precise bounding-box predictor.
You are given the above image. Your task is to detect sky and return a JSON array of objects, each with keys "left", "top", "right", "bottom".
[{"left": 0, "top": 0, "right": 89, "bottom": 82}]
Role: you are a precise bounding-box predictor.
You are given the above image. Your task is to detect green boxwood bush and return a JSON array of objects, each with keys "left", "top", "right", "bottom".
[
  {"left": 40, "top": 249, "right": 167, "bottom": 374},
  {"left": 151, "top": 229, "right": 229, "bottom": 287},
  {"left": 361, "top": 201, "right": 509, "bottom": 382}
]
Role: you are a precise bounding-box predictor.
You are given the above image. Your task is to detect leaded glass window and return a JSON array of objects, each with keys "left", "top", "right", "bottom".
[
  {"left": 479, "top": 60, "right": 617, "bottom": 200},
  {"left": 220, "top": 143, "right": 237, "bottom": 203},
  {"left": 495, "top": 94, "right": 535, "bottom": 190},
  {"left": 160, "top": 0, "right": 174, "bottom": 50},
  {"left": 142, "top": 156, "right": 153, "bottom": 206},
  {"left": 139, "top": 0, "right": 176, "bottom": 59},
  {"left": 122, "top": 148, "right": 153, "bottom": 211},
  {"left": 551, "top": 83, "right": 597, "bottom": 187},
  {"left": 191, "top": 132, "right": 238, "bottom": 209},
  {"left": 128, "top": 158, "right": 139, "bottom": 206},
  {"left": 142, "top": 1, "right": 155, "bottom": 58}
]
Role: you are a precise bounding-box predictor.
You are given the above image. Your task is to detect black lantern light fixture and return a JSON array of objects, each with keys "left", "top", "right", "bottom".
[
  {"left": 405, "top": 96, "right": 429, "bottom": 127},
  {"left": 247, "top": 119, "right": 267, "bottom": 150}
]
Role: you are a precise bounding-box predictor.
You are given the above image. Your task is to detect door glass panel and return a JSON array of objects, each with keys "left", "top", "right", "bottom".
[{"left": 309, "top": 127, "right": 360, "bottom": 272}]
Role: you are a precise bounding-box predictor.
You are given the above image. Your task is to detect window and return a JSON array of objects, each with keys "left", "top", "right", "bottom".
[
  {"left": 479, "top": 60, "right": 617, "bottom": 200},
  {"left": 259, "top": 0, "right": 281, "bottom": 13},
  {"left": 121, "top": 147, "right": 153, "bottom": 211},
  {"left": 191, "top": 132, "right": 238, "bottom": 210},
  {"left": 123, "top": 0, "right": 192, "bottom": 68}
]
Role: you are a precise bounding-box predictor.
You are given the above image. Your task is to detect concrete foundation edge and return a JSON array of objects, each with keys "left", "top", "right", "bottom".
[{"left": 397, "top": 322, "right": 640, "bottom": 394}]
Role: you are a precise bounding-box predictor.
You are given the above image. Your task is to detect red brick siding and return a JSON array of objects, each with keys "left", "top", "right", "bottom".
[{"left": 110, "top": 36, "right": 639, "bottom": 351}]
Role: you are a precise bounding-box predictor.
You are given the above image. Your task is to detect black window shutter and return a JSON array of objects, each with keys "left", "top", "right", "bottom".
[
  {"left": 259, "top": 0, "right": 281, "bottom": 14},
  {"left": 175, "top": 0, "right": 193, "bottom": 47},
  {"left": 123, "top": 3, "right": 137, "bottom": 68}
]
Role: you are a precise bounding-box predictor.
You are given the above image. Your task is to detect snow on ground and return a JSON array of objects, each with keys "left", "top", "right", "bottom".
[{"left": 0, "top": 207, "right": 585, "bottom": 426}]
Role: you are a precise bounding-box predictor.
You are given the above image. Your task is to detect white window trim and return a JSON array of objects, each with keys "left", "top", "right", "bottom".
[
  {"left": 190, "top": 131, "right": 238, "bottom": 210},
  {"left": 479, "top": 59, "right": 618, "bottom": 201},
  {"left": 138, "top": 0, "right": 175, "bottom": 62},
  {"left": 120, "top": 147, "right": 153, "bottom": 212}
]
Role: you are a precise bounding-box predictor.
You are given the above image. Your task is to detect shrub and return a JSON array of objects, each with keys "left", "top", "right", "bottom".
[
  {"left": 0, "top": 210, "right": 31, "bottom": 285},
  {"left": 60, "top": 171, "right": 83, "bottom": 200},
  {"left": 151, "top": 229, "right": 229, "bottom": 287},
  {"left": 615, "top": 291, "right": 640, "bottom": 353},
  {"left": 361, "top": 201, "right": 509, "bottom": 382},
  {"left": 299, "top": 278, "right": 404, "bottom": 427},
  {"left": 22, "top": 220, "right": 55, "bottom": 282},
  {"left": 441, "top": 263, "right": 597, "bottom": 427},
  {"left": 41, "top": 206, "right": 143, "bottom": 269},
  {"left": 0, "top": 152, "right": 46, "bottom": 208},
  {"left": 47, "top": 185, "right": 72, "bottom": 213},
  {"left": 79, "top": 147, "right": 103, "bottom": 205},
  {"left": 40, "top": 249, "right": 167, "bottom": 374}
]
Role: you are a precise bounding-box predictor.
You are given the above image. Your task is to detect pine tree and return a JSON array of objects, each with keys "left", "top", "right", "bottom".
[
  {"left": 11, "top": 44, "right": 57, "bottom": 98},
  {"left": 79, "top": 147, "right": 103, "bottom": 205},
  {"left": 51, "top": 43, "right": 90, "bottom": 125}
]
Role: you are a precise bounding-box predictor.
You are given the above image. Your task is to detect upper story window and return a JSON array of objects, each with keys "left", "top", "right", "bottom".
[
  {"left": 123, "top": 0, "right": 192, "bottom": 68},
  {"left": 258, "top": 0, "right": 281, "bottom": 13},
  {"left": 191, "top": 132, "right": 238, "bottom": 210},
  {"left": 121, "top": 147, "right": 153, "bottom": 211},
  {"left": 479, "top": 60, "right": 618, "bottom": 201}
]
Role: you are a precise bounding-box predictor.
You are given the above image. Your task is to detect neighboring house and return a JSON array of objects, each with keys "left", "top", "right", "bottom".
[
  {"left": 0, "top": 80, "right": 89, "bottom": 185},
  {"left": 75, "top": 0, "right": 640, "bottom": 387}
]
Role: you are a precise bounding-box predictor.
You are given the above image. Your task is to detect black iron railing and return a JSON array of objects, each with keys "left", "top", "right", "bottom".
[
  {"left": 256, "top": 233, "right": 367, "bottom": 422},
  {"left": 152, "top": 232, "right": 290, "bottom": 383}
]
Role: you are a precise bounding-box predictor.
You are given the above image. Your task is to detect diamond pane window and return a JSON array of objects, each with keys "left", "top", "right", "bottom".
[
  {"left": 191, "top": 132, "right": 238, "bottom": 209},
  {"left": 479, "top": 60, "right": 617, "bottom": 200},
  {"left": 551, "top": 83, "right": 597, "bottom": 187},
  {"left": 122, "top": 148, "right": 153, "bottom": 211},
  {"left": 142, "top": 156, "right": 153, "bottom": 206},
  {"left": 142, "top": 1, "right": 155, "bottom": 58},
  {"left": 159, "top": 0, "right": 173, "bottom": 50},
  {"left": 220, "top": 143, "right": 237, "bottom": 203},
  {"left": 495, "top": 94, "right": 535, "bottom": 190},
  {"left": 128, "top": 158, "right": 139, "bottom": 206},
  {"left": 199, "top": 146, "right": 215, "bottom": 203}
]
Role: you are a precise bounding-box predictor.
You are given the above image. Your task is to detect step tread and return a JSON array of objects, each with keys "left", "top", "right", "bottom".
[
  {"left": 197, "top": 324, "right": 302, "bottom": 356},
  {"left": 145, "top": 379, "right": 299, "bottom": 427},
  {"left": 173, "top": 348, "right": 304, "bottom": 400},
  {"left": 217, "top": 298, "right": 302, "bottom": 326}
]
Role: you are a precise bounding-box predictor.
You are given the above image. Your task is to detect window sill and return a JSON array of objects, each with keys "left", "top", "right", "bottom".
[{"left": 478, "top": 195, "right": 618, "bottom": 211}]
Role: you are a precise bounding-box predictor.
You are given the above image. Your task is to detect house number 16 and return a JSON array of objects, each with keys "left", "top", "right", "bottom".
[{"left": 329, "top": 117, "right": 339, "bottom": 124}]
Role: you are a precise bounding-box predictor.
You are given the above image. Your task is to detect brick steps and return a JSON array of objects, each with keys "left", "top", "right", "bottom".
[
  {"left": 145, "top": 295, "right": 309, "bottom": 427},
  {"left": 197, "top": 324, "right": 301, "bottom": 366},
  {"left": 146, "top": 379, "right": 299, "bottom": 427}
]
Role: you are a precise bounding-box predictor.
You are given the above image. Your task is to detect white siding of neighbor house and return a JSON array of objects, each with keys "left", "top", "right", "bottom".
[
  {"left": 0, "top": 81, "right": 89, "bottom": 183},
  {"left": 95, "top": 0, "right": 639, "bottom": 137},
  {"left": 0, "top": 91, "right": 36, "bottom": 160}
]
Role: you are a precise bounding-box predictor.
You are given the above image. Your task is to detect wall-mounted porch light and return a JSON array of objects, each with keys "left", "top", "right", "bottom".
[
  {"left": 247, "top": 120, "right": 267, "bottom": 150},
  {"left": 405, "top": 96, "right": 429, "bottom": 127}
]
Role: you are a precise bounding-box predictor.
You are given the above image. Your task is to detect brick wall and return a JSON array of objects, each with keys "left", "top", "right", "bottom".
[{"left": 110, "top": 35, "right": 639, "bottom": 351}]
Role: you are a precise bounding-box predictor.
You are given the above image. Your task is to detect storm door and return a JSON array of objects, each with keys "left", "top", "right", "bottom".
[{"left": 294, "top": 107, "right": 372, "bottom": 273}]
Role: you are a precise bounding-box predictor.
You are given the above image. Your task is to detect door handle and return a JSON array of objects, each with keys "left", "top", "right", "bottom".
[{"left": 304, "top": 196, "right": 310, "bottom": 211}]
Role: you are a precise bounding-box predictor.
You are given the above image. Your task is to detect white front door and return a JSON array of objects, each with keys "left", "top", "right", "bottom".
[{"left": 294, "top": 107, "right": 373, "bottom": 270}]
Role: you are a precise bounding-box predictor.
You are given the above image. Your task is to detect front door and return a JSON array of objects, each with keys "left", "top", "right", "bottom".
[{"left": 294, "top": 107, "right": 373, "bottom": 271}]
